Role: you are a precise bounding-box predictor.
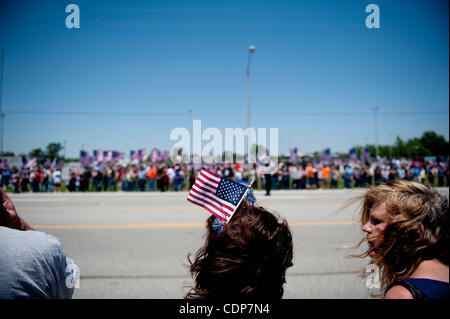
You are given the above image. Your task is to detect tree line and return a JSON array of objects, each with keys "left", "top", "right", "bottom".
[{"left": 1, "top": 131, "right": 448, "bottom": 162}]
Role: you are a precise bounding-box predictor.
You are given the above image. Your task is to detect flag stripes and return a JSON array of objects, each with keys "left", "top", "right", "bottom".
[{"left": 187, "top": 168, "right": 244, "bottom": 222}]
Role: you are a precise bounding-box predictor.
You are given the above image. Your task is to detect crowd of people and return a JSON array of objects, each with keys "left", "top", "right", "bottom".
[
  {"left": 0, "top": 166, "right": 63, "bottom": 193},
  {"left": 0, "top": 158, "right": 448, "bottom": 193},
  {"left": 1, "top": 167, "right": 448, "bottom": 300}
]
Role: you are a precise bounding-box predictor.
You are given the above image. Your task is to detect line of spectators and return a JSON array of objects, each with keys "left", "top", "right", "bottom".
[
  {"left": 1, "top": 158, "right": 448, "bottom": 193},
  {"left": 1, "top": 166, "right": 63, "bottom": 193}
]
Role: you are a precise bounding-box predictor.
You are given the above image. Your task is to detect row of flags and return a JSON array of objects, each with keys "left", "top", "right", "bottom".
[
  {"left": 79, "top": 149, "right": 174, "bottom": 167},
  {"left": 79, "top": 147, "right": 373, "bottom": 168},
  {"left": 349, "top": 147, "right": 371, "bottom": 162},
  {"left": 8, "top": 157, "right": 64, "bottom": 170},
  {"left": 80, "top": 150, "right": 125, "bottom": 167},
  {"left": 0, "top": 157, "right": 63, "bottom": 170},
  {"left": 322, "top": 147, "right": 371, "bottom": 162},
  {"left": 291, "top": 147, "right": 371, "bottom": 163},
  {"left": 130, "top": 148, "right": 173, "bottom": 162}
]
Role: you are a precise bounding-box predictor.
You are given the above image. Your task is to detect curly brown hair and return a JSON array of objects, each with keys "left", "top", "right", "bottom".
[
  {"left": 353, "top": 180, "right": 448, "bottom": 291},
  {"left": 185, "top": 204, "right": 293, "bottom": 299}
]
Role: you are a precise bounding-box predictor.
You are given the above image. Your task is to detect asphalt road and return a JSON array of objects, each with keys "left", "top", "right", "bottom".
[{"left": 11, "top": 188, "right": 433, "bottom": 299}]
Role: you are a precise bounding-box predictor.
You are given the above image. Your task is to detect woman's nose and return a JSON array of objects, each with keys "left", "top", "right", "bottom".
[{"left": 362, "top": 222, "right": 371, "bottom": 233}]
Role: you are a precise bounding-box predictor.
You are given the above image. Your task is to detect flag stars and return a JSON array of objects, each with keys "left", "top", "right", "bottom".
[{"left": 216, "top": 178, "right": 247, "bottom": 206}]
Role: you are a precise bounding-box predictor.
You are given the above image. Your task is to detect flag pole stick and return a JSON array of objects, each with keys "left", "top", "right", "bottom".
[{"left": 227, "top": 179, "right": 254, "bottom": 223}]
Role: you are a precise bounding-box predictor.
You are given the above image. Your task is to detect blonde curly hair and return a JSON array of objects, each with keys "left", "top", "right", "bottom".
[{"left": 352, "top": 180, "right": 448, "bottom": 292}]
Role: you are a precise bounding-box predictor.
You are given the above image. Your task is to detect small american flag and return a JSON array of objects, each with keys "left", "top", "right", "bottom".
[
  {"left": 187, "top": 168, "right": 249, "bottom": 222},
  {"left": 0, "top": 159, "right": 9, "bottom": 170},
  {"left": 130, "top": 150, "right": 139, "bottom": 161},
  {"left": 94, "top": 149, "right": 104, "bottom": 162},
  {"left": 138, "top": 148, "right": 148, "bottom": 162},
  {"left": 104, "top": 150, "right": 113, "bottom": 162},
  {"left": 349, "top": 148, "right": 357, "bottom": 161},
  {"left": 24, "top": 157, "right": 37, "bottom": 169},
  {"left": 320, "top": 148, "right": 331, "bottom": 162},
  {"left": 112, "top": 151, "right": 124, "bottom": 161},
  {"left": 151, "top": 149, "right": 159, "bottom": 163},
  {"left": 80, "top": 150, "right": 91, "bottom": 167}
]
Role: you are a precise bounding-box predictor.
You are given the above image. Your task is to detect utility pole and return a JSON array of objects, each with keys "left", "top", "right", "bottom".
[
  {"left": 246, "top": 45, "right": 255, "bottom": 155},
  {"left": 0, "top": 49, "right": 4, "bottom": 154},
  {"left": 372, "top": 106, "right": 379, "bottom": 159}
]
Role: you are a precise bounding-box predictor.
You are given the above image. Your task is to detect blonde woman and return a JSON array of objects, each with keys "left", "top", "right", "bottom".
[{"left": 354, "top": 180, "right": 448, "bottom": 299}]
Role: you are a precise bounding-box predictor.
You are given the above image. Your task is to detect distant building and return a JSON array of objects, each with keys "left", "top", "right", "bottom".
[{"left": 0, "top": 156, "right": 23, "bottom": 169}]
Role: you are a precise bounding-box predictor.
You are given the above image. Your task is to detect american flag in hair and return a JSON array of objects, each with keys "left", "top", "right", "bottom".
[{"left": 187, "top": 168, "right": 249, "bottom": 222}]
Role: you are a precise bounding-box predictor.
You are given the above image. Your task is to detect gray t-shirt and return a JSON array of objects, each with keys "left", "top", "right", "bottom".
[{"left": 0, "top": 226, "right": 77, "bottom": 299}]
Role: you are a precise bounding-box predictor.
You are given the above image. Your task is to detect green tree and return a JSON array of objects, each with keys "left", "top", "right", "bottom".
[
  {"left": 313, "top": 151, "right": 320, "bottom": 160},
  {"left": 405, "top": 138, "right": 431, "bottom": 158},
  {"left": 28, "top": 148, "right": 46, "bottom": 158},
  {"left": 419, "top": 131, "right": 449, "bottom": 156},
  {"left": 392, "top": 136, "right": 406, "bottom": 158},
  {"left": 46, "top": 143, "right": 64, "bottom": 160},
  {"left": 350, "top": 131, "right": 448, "bottom": 160},
  {"left": 378, "top": 145, "right": 392, "bottom": 158}
]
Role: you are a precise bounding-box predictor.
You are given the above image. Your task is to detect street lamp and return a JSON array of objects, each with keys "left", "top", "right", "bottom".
[
  {"left": 247, "top": 45, "right": 255, "bottom": 129},
  {"left": 0, "top": 49, "right": 4, "bottom": 154},
  {"left": 371, "top": 106, "right": 379, "bottom": 159},
  {"left": 388, "top": 131, "right": 393, "bottom": 160},
  {"left": 247, "top": 45, "right": 255, "bottom": 157}
]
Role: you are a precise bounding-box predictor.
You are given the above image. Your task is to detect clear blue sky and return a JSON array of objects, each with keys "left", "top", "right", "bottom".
[{"left": 0, "top": 0, "right": 448, "bottom": 158}]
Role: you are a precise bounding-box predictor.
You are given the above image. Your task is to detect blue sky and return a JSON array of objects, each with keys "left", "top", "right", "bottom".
[{"left": 0, "top": 0, "right": 448, "bottom": 158}]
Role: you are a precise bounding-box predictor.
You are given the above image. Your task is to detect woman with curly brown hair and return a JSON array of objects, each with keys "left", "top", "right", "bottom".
[
  {"left": 185, "top": 203, "right": 293, "bottom": 299},
  {"left": 355, "top": 180, "right": 448, "bottom": 299}
]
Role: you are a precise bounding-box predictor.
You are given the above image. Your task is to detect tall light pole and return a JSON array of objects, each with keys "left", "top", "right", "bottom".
[
  {"left": 246, "top": 45, "right": 255, "bottom": 155},
  {"left": 388, "top": 131, "right": 393, "bottom": 160},
  {"left": 0, "top": 49, "right": 4, "bottom": 154},
  {"left": 372, "top": 106, "right": 379, "bottom": 159}
]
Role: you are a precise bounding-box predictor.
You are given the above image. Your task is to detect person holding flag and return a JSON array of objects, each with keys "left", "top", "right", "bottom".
[{"left": 185, "top": 168, "right": 293, "bottom": 299}]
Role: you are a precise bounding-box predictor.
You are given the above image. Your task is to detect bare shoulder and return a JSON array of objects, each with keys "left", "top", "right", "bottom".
[
  {"left": 410, "top": 259, "right": 449, "bottom": 282},
  {"left": 384, "top": 285, "right": 414, "bottom": 299}
]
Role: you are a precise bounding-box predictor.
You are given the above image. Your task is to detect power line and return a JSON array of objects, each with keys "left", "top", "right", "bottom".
[
  {"left": 3, "top": 109, "right": 448, "bottom": 117},
  {"left": 4, "top": 110, "right": 183, "bottom": 116}
]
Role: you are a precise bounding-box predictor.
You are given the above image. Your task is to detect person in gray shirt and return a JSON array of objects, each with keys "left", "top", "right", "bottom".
[{"left": 0, "top": 188, "right": 78, "bottom": 299}]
